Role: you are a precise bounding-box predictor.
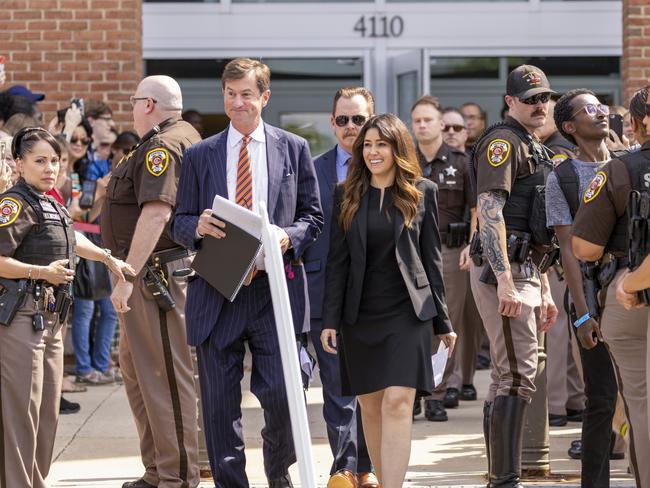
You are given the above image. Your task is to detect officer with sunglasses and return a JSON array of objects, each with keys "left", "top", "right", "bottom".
[{"left": 470, "top": 64, "right": 559, "bottom": 487}]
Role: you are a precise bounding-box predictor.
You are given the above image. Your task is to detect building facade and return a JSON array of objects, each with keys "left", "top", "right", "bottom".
[{"left": 2, "top": 0, "right": 649, "bottom": 139}]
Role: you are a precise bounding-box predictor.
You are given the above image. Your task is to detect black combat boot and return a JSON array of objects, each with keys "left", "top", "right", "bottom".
[
  {"left": 489, "top": 395, "right": 527, "bottom": 488},
  {"left": 483, "top": 401, "right": 493, "bottom": 477}
]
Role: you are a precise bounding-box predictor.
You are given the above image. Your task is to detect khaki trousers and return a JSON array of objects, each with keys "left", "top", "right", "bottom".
[
  {"left": 546, "top": 268, "right": 585, "bottom": 415},
  {"left": 0, "top": 295, "right": 63, "bottom": 488},
  {"left": 119, "top": 257, "right": 200, "bottom": 488},
  {"left": 430, "top": 245, "right": 467, "bottom": 399},
  {"left": 600, "top": 270, "right": 650, "bottom": 488},
  {"left": 470, "top": 262, "right": 541, "bottom": 402}
]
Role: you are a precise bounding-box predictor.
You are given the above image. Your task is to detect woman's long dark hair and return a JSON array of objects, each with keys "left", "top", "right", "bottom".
[{"left": 339, "top": 113, "right": 422, "bottom": 231}]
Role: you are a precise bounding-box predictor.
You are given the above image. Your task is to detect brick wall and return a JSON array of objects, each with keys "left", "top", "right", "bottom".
[
  {"left": 1, "top": 0, "right": 143, "bottom": 129},
  {"left": 622, "top": 0, "right": 650, "bottom": 104}
]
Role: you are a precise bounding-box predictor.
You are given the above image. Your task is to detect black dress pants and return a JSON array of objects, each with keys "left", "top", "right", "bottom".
[{"left": 573, "top": 326, "right": 618, "bottom": 488}]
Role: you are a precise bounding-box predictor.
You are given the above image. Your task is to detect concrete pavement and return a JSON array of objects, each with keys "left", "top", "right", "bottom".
[{"left": 49, "top": 362, "right": 634, "bottom": 487}]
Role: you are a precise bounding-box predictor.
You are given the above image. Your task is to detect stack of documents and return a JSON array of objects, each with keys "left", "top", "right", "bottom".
[{"left": 191, "top": 195, "right": 263, "bottom": 302}]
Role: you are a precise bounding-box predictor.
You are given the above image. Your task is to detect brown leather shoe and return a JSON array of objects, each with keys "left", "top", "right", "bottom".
[
  {"left": 358, "top": 472, "right": 380, "bottom": 488},
  {"left": 327, "top": 469, "right": 359, "bottom": 488}
]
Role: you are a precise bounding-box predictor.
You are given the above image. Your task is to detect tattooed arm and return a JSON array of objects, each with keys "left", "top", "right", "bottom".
[{"left": 477, "top": 190, "right": 523, "bottom": 317}]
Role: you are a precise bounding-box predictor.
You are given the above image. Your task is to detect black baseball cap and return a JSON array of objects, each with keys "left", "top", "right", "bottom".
[
  {"left": 8, "top": 85, "right": 45, "bottom": 102},
  {"left": 506, "top": 65, "right": 555, "bottom": 100}
]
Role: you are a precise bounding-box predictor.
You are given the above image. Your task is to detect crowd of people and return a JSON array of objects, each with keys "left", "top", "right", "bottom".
[{"left": 0, "top": 59, "right": 649, "bottom": 488}]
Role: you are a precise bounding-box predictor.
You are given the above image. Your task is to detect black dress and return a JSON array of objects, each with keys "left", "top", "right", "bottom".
[{"left": 339, "top": 186, "right": 434, "bottom": 396}]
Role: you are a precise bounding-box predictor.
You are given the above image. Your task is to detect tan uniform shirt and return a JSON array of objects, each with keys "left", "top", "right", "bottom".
[
  {"left": 571, "top": 157, "right": 630, "bottom": 247},
  {"left": 101, "top": 118, "right": 201, "bottom": 259},
  {"left": 474, "top": 117, "right": 536, "bottom": 197},
  {"left": 418, "top": 142, "right": 475, "bottom": 232}
]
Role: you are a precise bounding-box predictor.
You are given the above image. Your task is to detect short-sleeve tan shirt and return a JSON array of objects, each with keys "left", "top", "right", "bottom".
[
  {"left": 101, "top": 118, "right": 201, "bottom": 258},
  {"left": 474, "top": 117, "right": 536, "bottom": 197}
]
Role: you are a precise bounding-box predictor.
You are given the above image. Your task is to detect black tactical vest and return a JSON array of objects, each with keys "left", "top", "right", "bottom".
[
  {"left": 7, "top": 180, "right": 75, "bottom": 267},
  {"left": 615, "top": 146, "right": 650, "bottom": 257},
  {"left": 472, "top": 120, "right": 552, "bottom": 237}
]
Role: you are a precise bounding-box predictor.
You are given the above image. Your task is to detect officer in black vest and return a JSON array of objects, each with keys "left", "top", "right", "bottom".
[
  {"left": 469, "top": 65, "right": 558, "bottom": 487},
  {"left": 0, "top": 127, "right": 132, "bottom": 488},
  {"left": 572, "top": 85, "right": 650, "bottom": 488}
]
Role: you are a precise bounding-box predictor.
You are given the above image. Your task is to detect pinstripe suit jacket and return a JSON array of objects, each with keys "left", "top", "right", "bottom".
[{"left": 171, "top": 123, "right": 324, "bottom": 346}]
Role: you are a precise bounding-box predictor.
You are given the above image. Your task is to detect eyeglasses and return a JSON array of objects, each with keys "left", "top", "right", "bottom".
[
  {"left": 334, "top": 115, "right": 367, "bottom": 127},
  {"left": 519, "top": 93, "right": 551, "bottom": 105},
  {"left": 70, "top": 137, "right": 90, "bottom": 145},
  {"left": 129, "top": 96, "right": 158, "bottom": 108},
  {"left": 571, "top": 103, "right": 610, "bottom": 119},
  {"left": 443, "top": 124, "right": 466, "bottom": 133}
]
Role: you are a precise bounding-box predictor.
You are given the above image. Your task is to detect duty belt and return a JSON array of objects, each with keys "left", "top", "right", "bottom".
[{"left": 150, "top": 247, "right": 193, "bottom": 266}]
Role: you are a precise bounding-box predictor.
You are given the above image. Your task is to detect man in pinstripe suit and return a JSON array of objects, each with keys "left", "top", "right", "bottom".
[{"left": 171, "top": 58, "right": 323, "bottom": 488}]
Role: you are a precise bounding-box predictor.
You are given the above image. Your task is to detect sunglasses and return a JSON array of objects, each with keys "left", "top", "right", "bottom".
[
  {"left": 70, "top": 137, "right": 91, "bottom": 145},
  {"left": 571, "top": 103, "right": 610, "bottom": 118},
  {"left": 334, "top": 115, "right": 367, "bottom": 127},
  {"left": 519, "top": 93, "right": 551, "bottom": 105},
  {"left": 443, "top": 124, "right": 466, "bottom": 133}
]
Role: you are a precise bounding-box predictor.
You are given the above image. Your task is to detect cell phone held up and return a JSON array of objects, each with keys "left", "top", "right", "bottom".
[
  {"left": 79, "top": 179, "right": 97, "bottom": 209},
  {"left": 70, "top": 97, "right": 84, "bottom": 116},
  {"left": 609, "top": 113, "right": 624, "bottom": 139}
]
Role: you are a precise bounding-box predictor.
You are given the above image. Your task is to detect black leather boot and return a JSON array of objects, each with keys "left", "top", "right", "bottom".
[
  {"left": 483, "top": 401, "right": 493, "bottom": 477},
  {"left": 489, "top": 395, "right": 527, "bottom": 488}
]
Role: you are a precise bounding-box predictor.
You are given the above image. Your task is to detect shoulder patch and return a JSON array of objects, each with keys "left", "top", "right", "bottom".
[
  {"left": 486, "top": 139, "right": 511, "bottom": 167},
  {"left": 583, "top": 171, "right": 607, "bottom": 203},
  {"left": 0, "top": 196, "right": 22, "bottom": 227},
  {"left": 552, "top": 153, "right": 568, "bottom": 166},
  {"left": 145, "top": 147, "right": 170, "bottom": 177}
]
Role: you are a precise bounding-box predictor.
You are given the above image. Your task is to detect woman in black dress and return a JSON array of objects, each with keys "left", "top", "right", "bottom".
[{"left": 321, "top": 113, "right": 455, "bottom": 487}]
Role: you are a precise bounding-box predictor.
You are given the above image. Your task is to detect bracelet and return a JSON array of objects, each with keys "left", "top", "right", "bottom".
[
  {"left": 573, "top": 313, "right": 591, "bottom": 329},
  {"left": 102, "top": 248, "right": 112, "bottom": 264}
]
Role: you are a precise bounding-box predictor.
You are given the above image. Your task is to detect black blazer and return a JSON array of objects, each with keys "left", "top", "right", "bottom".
[{"left": 322, "top": 178, "right": 452, "bottom": 335}]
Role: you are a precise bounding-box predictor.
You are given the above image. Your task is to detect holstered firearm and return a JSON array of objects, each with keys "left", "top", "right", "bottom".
[
  {"left": 469, "top": 231, "right": 483, "bottom": 266},
  {"left": 581, "top": 262, "right": 601, "bottom": 320},
  {"left": 144, "top": 263, "right": 175, "bottom": 312},
  {"left": 54, "top": 283, "right": 72, "bottom": 324},
  {"left": 446, "top": 222, "right": 470, "bottom": 249},
  {"left": 628, "top": 190, "right": 650, "bottom": 305},
  {"left": 0, "top": 278, "right": 28, "bottom": 327}
]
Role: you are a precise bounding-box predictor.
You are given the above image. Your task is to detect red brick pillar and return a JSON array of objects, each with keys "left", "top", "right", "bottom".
[
  {"left": 1, "top": 0, "right": 143, "bottom": 129},
  {"left": 622, "top": 0, "right": 650, "bottom": 104}
]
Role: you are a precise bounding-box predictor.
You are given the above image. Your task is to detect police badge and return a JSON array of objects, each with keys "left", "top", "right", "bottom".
[{"left": 145, "top": 148, "right": 170, "bottom": 177}]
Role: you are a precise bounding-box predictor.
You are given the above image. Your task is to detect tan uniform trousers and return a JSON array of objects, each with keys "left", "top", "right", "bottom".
[
  {"left": 546, "top": 268, "right": 585, "bottom": 415},
  {"left": 470, "top": 262, "right": 541, "bottom": 402},
  {"left": 601, "top": 270, "right": 650, "bottom": 488},
  {"left": 119, "top": 256, "right": 200, "bottom": 488},
  {"left": 0, "top": 294, "right": 63, "bottom": 488},
  {"left": 430, "top": 245, "right": 470, "bottom": 399}
]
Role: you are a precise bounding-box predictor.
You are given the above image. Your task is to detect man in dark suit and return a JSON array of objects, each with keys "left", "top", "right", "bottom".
[
  {"left": 303, "top": 87, "right": 378, "bottom": 488},
  {"left": 171, "top": 58, "right": 323, "bottom": 488}
]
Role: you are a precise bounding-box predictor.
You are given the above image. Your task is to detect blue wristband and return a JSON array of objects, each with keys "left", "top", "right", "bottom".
[{"left": 573, "top": 313, "right": 591, "bottom": 329}]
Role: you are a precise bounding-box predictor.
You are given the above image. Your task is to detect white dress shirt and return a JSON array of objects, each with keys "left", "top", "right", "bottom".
[{"left": 226, "top": 121, "right": 268, "bottom": 214}]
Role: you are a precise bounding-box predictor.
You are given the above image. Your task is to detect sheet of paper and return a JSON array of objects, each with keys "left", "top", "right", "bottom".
[
  {"left": 299, "top": 345, "right": 319, "bottom": 386},
  {"left": 432, "top": 341, "right": 449, "bottom": 388},
  {"left": 212, "top": 194, "right": 262, "bottom": 239}
]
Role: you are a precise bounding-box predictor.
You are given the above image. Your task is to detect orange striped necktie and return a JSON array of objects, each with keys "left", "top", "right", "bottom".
[{"left": 236, "top": 135, "right": 252, "bottom": 209}]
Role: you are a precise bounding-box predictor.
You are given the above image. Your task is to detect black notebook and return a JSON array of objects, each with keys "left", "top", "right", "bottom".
[{"left": 191, "top": 218, "right": 262, "bottom": 302}]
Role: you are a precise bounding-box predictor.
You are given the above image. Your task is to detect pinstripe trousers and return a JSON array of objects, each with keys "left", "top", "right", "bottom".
[{"left": 196, "top": 276, "right": 295, "bottom": 488}]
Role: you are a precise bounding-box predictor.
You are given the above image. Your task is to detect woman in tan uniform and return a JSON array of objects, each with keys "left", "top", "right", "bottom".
[{"left": 0, "top": 127, "right": 133, "bottom": 487}]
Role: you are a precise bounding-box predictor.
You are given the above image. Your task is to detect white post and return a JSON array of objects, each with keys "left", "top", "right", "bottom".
[{"left": 259, "top": 201, "right": 317, "bottom": 488}]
